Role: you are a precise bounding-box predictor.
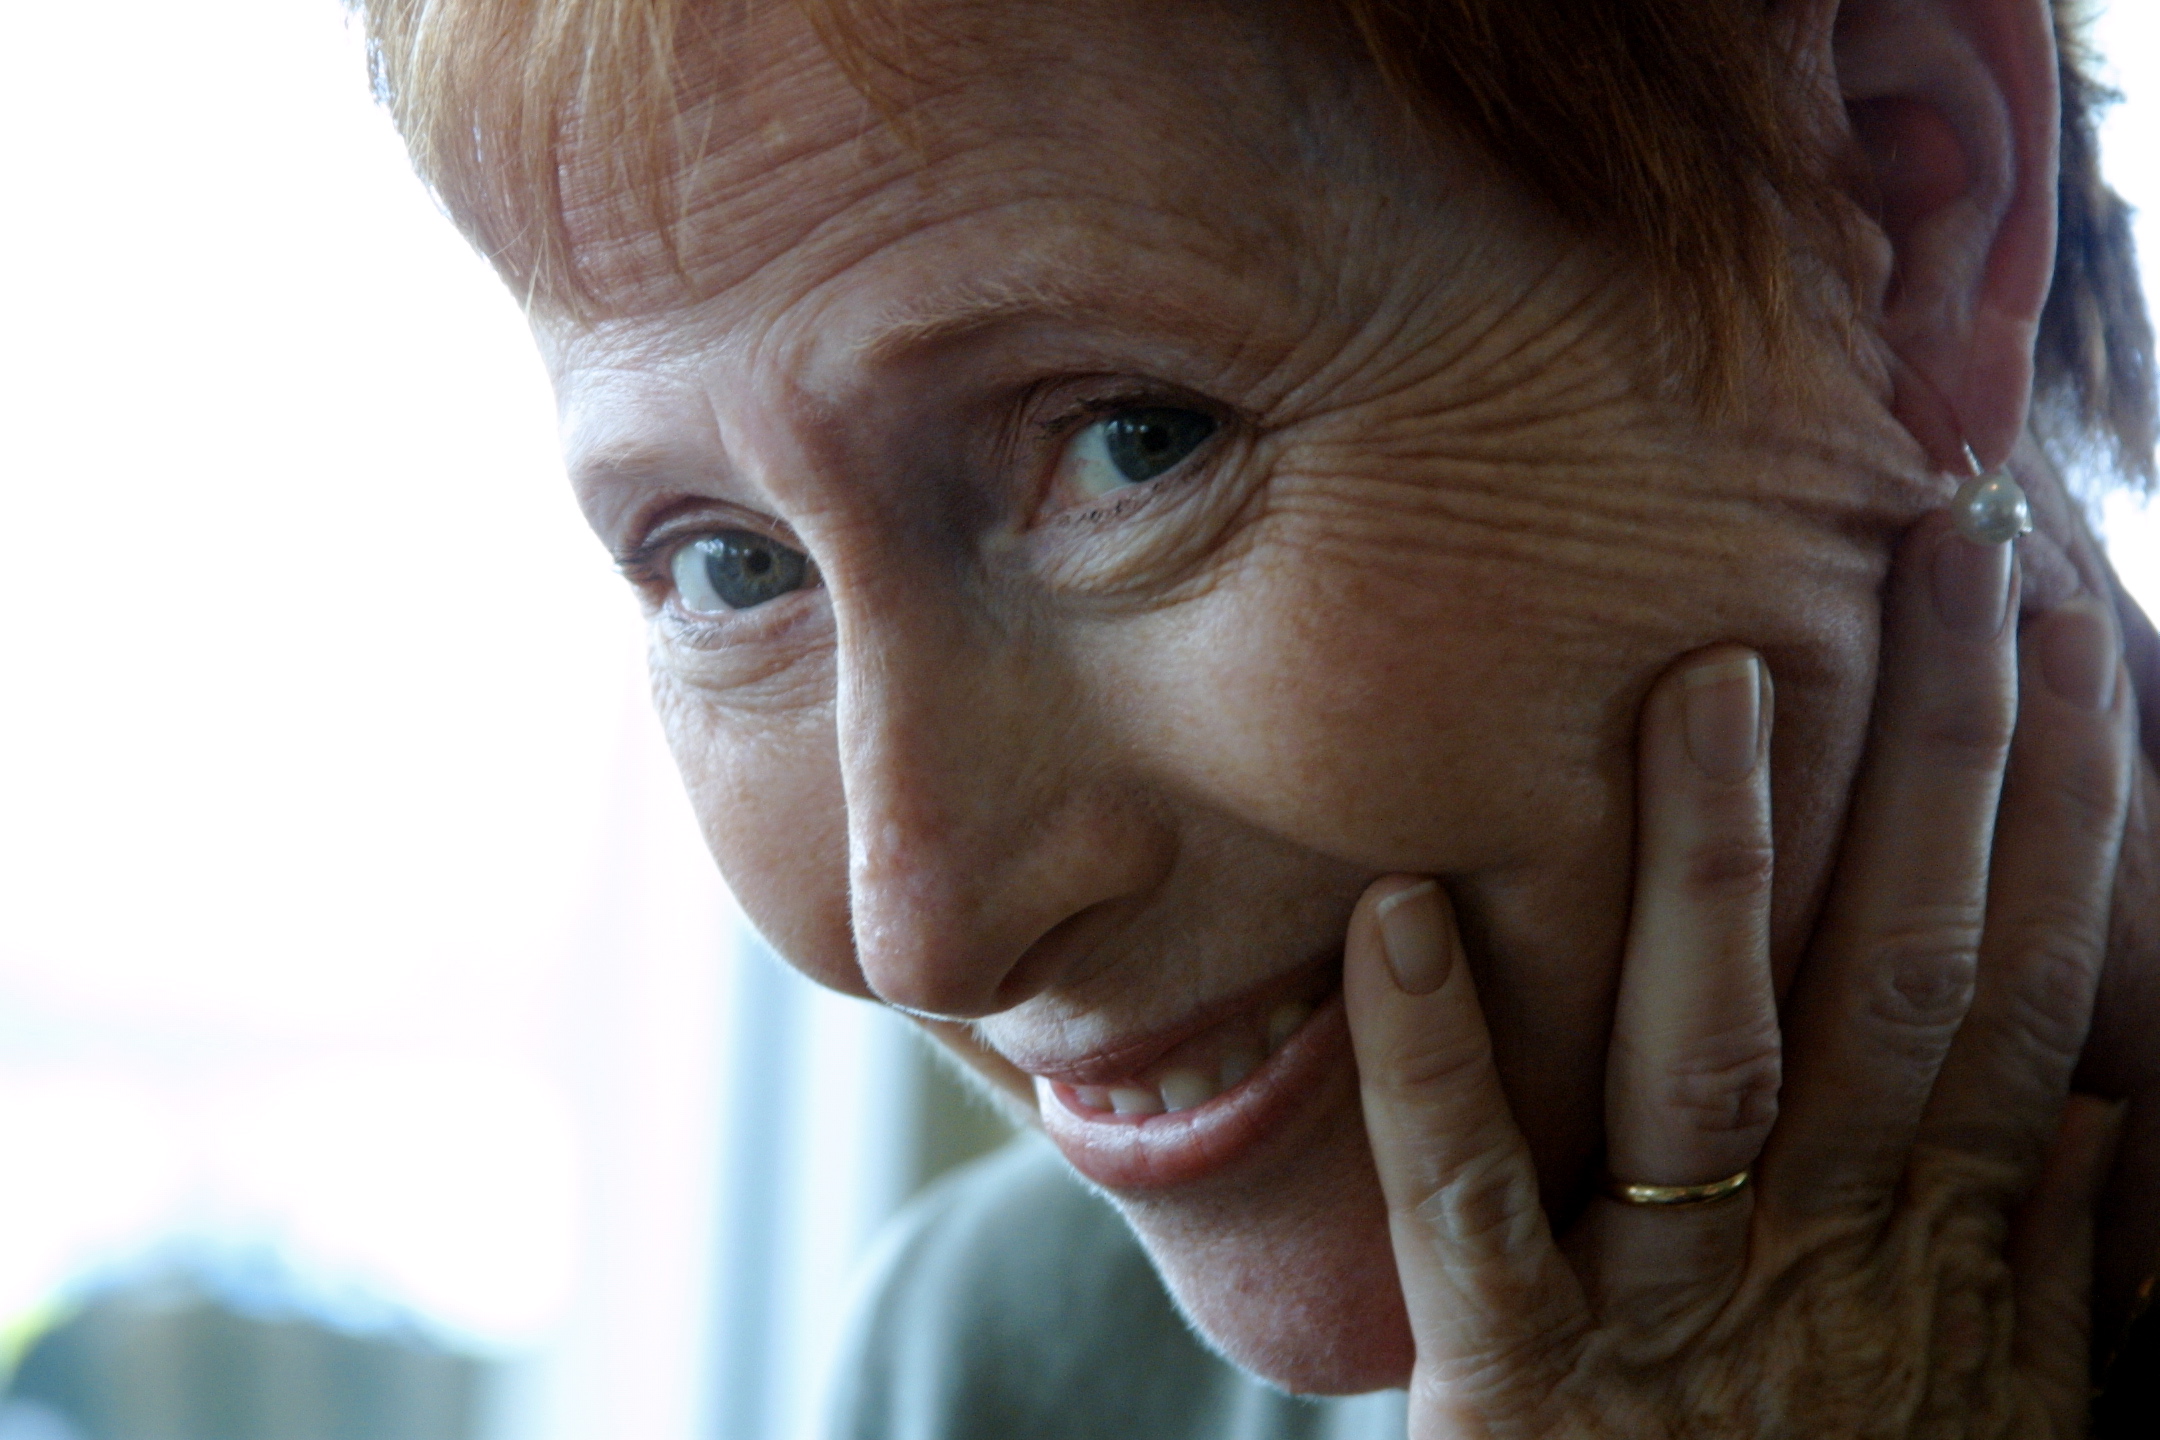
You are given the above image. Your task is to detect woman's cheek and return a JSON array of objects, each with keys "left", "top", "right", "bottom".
[
  {"left": 1111, "top": 530, "right": 1632, "bottom": 877},
  {"left": 650, "top": 666, "right": 867, "bottom": 998}
]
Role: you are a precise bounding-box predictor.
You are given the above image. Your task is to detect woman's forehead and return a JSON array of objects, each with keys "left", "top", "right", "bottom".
[{"left": 542, "top": 0, "right": 1420, "bottom": 329}]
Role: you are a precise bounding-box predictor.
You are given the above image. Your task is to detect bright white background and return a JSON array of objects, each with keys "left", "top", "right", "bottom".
[
  {"left": 0, "top": 4, "right": 922, "bottom": 1436},
  {"left": 0, "top": 3, "right": 2155, "bottom": 1439},
  {"left": 1, "top": 2, "right": 736, "bottom": 1435}
]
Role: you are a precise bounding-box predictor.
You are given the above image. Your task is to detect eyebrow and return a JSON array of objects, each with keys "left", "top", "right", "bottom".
[
  {"left": 565, "top": 436, "right": 704, "bottom": 500},
  {"left": 844, "top": 271, "right": 1247, "bottom": 370}
]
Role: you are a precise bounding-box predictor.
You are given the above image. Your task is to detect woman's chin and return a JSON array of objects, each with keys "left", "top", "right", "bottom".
[{"left": 1104, "top": 1078, "right": 1416, "bottom": 1395}]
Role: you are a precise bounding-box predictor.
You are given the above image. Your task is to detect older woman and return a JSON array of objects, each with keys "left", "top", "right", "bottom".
[{"left": 354, "top": 0, "right": 2157, "bottom": 1432}]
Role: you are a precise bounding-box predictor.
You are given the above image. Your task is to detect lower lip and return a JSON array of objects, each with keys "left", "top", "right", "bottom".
[{"left": 1034, "top": 989, "right": 1350, "bottom": 1191}]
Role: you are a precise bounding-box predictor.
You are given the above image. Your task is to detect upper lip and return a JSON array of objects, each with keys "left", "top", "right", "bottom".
[{"left": 992, "top": 950, "right": 1340, "bottom": 1088}]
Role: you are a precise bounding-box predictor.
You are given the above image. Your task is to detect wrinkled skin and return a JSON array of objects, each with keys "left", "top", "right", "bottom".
[
  {"left": 534, "top": 0, "right": 2151, "bottom": 1398},
  {"left": 1344, "top": 523, "right": 2133, "bottom": 1436}
]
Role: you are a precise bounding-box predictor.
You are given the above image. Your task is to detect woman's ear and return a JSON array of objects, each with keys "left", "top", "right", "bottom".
[{"left": 1831, "top": 0, "right": 2058, "bottom": 472}]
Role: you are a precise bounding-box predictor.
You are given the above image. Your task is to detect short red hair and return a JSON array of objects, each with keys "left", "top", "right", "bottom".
[{"left": 350, "top": 0, "right": 2155, "bottom": 482}]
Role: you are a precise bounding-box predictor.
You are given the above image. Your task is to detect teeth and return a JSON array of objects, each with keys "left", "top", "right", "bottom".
[
  {"left": 1266, "top": 1002, "right": 1312, "bottom": 1053},
  {"left": 1108, "top": 1085, "right": 1165, "bottom": 1117},
  {"left": 1158, "top": 1068, "right": 1218, "bottom": 1113},
  {"left": 1219, "top": 1040, "right": 1260, "bottom": 1090},
  {"left": 1052, "top": 991, "right": 1322, "bottom": 1121}
]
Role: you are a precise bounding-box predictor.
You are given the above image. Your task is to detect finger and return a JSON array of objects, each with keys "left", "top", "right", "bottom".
[
  {"left": 1590, "top": 648, "right": 1779, "bottom": 1316},
  {"left": 2008, "top": 1093, "right": 2125, "bottom": 1430},
  {"left": 1345, "top": 875, "right": 1587, "bottom": 1420},
  {"left": 1920, "top": 595, "right": 2133, "bottom": 1207},
  {"left": 1769, "top": 516, "right": 2018, "bottom": 1215}
]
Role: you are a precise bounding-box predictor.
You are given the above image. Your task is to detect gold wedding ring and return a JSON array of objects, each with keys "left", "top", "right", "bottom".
[{"left": 1604, "top": 1167, "right": 1752, "bottom": 1208}]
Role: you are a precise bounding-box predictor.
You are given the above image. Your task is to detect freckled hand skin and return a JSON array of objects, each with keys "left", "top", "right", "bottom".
[{"left": 530, "top": 0, "right": 2153, "bottom": 1393}]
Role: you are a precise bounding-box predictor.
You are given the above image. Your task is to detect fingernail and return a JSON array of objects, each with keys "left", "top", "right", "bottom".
[
  {"left": 1683, "top": 655, "right": 1763, "bottom": 782},
  {"left": 2039, "top": 603, "right": 2115, "bottom": 711},
  {"left": 1932, "top": 531, "right": 2013, "bottom": 637},
  {"left": 1376, "top": 880, "right": 1450, "bottom": 995}
]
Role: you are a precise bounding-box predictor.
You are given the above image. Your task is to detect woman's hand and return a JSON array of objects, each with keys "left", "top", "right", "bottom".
[{"left": 1345, "top": 514, "right": 2138, "bottom": 1437}]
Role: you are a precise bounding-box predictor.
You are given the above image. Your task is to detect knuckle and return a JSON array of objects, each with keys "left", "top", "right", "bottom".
[
  {"left": 1914, "top": 701, "right": 2015, "bottom": 770},
  {"left": 1409, "top": 1144, "right": 1545, "bottom": 1259},
  {"left": 1990, "top": 923, "right": 2102, "bottom": 1067},
  {"left": 1681, "top": 836, "right": 1776, "bottom": 899},
  {"left": 1417, "top": 1317, "right": 1589, "bottom": 1420},
  {"left": 2011, "top": 746, "right": 2131, "bottom": 844},
  {"left": 1656, "top": 1023, "right": 1784, "bottom": 1136},
  {"left": 1906, "top": 1145, "right": 2023, "bottom": 1219},
  {"left": 1860, "top": 930, "right": 1979, "bottom": 1042}
]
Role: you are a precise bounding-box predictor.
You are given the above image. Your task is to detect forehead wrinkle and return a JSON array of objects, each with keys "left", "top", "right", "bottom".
[
  {"left": 558, "top": 0, "right": 1338, "bottom": 329},
  {"left": 838, "top": 264, "right": 1274, "bottom": 381},
  {"left": 843, "top": 275, "right": 1116, "bottom": 367}
]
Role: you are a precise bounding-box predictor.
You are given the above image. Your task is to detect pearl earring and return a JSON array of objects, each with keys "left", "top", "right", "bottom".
[{"left": 1950, "top": 446, "right": 2034, "bottom": 546}]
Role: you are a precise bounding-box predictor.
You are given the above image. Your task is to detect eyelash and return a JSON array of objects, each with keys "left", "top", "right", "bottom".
[
  {"left": 615, "top": 494, "right": 788, "bottom": 575},
  {"left": 1038, "top": 389, "right": 1217, "bottom": 443},
  {"left": 1031, "top": 389, "right": 1226, "bottom": 512},
  {"left": 614, "top": 531, "right": 688, "bottom": 594}
]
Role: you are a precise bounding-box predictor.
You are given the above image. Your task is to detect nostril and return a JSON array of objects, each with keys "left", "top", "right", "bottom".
[
  {"left": 991, "top": 905, "right": 1107, "bottom": 1009},
  {"left": 864, "top": 908, "right": 1115, "bottom": 1020},
  {"left": 850, "top": 802, "right": 1167, "bottom": 1014},
  {"left": 847, "top": 880, "right": 1041, "bottom": 1019},
  {"left": 839, "top": 693, "right": 1176, "bottom": 1017}
]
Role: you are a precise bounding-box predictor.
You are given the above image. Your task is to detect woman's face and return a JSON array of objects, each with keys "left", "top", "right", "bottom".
[{"left": 541, "top": 0, "right": 1934, "bottom": 1391}]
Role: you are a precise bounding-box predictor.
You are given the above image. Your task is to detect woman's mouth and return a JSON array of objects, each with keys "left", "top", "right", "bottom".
[
  {"left": 1063, "top": 993, "right": 1317, "bottom": 1116},
  {"left": 1027, "top": 960, "right": 1351, "bottom": 1191}
]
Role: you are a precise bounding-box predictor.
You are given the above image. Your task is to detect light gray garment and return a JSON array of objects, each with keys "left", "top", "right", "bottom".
[{"left": 825, "top": 1136, "right": 1408, "bottom": 1440}]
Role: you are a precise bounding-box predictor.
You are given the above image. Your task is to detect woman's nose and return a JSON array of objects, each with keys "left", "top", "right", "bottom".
[{"left": 833, "top": 589, "right": 1173, "bottom": 1019}]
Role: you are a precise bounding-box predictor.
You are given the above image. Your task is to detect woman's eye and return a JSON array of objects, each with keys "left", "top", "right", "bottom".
[
  {"left": 1056, "top": 406, "right": 1218, "bottom": 500},
  {"left": 668, "top": 530, "right": 811, "bottom": 613}
]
